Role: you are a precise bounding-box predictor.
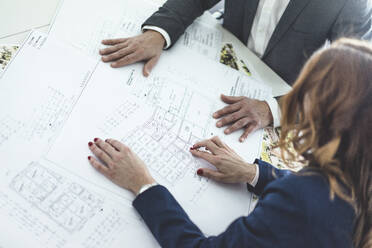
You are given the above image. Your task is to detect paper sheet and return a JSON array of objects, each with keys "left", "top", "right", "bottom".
[
  {"left": 0, "top": 29, "right": 272, "bottom": 247},
  {"left": 46, "top": 47, "right": 271, "bottom": 238},
  {"left": 49, "top": 0, "right": 222, "bottom": 60},
  {"left": 0, "top": 30, "right": 97, "bottom": 175},
  {"left": 0, "top": 158, "right": 158, "bottom": 248},
  {"left": 0, "top": 31, "right": 158, "bottom": 247}
]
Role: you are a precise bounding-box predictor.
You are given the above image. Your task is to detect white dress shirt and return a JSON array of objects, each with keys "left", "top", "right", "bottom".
[
  {"left": 140, "top": 0, "right": 291, "bottom": 190},
  {"left": 247, "top": 0, "right": 290, "bottom": 58}
]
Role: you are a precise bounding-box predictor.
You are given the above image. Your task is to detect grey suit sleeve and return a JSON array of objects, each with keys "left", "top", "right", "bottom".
[
  {"left": 142, "top": 0, "right": 221, "bottom": 48},
  {"left": 330, "top": 0, "right": 372, "bottom": 41}
]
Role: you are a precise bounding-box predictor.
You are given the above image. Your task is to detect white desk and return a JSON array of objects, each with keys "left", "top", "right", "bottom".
[{"left": 0, "top": 0, "right": 291, "bottom": 96}]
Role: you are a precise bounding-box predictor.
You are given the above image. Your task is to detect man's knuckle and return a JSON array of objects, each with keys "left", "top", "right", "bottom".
[
  {"left": 108, "top": 161, "right": 116, "bottom": 168},
  {"left": 231, "top": 113, "right": 240, "bottom": 120}
]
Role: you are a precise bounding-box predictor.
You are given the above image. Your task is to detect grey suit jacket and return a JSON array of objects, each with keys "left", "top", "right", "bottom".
[{"left": 143, "top": 0, "right": 372, "bottom": 86}]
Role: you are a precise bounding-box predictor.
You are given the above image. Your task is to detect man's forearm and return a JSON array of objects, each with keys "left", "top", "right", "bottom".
[{"left": 142, "top": 0, "right": 221, "bottom": 47}]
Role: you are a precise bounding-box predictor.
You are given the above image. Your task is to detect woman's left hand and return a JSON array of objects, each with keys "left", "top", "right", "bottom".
[{"left": 87, "top": 138, "right": 155, "bottom": 195}]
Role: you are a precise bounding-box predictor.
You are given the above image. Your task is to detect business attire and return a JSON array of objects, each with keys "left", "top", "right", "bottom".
[
  {"left": 133, "top": 160, "right": 355, "bottom": 247},
  {"left": 143, "top": 0, "right": 372, "bottom": 85}
]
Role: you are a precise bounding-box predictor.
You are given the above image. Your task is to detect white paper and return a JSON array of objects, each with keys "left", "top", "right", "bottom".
[
  {"left": 0, "top": 30, "right": 96, "bottom": 172},
  {"left": 0, "top": 159, "right": 158, "bottom": 248},
  {"left": 0, "top": 32, "right": 156, "bottom": 247},
  {"left": 49, "top": 0, "right": 222, "bottom": 60},
  {"left": 47, "top": 48, "right": 271, "bottom": 238}
]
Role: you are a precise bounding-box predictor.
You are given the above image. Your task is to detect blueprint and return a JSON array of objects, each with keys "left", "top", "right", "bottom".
[
  {"left": 0, "top": 31, "right": 159, "bottom": 248},
  {"left": 0, "top": 159, "right": 158, "bottom": 248},
  {"left": 0, "top": 31, "right": 97, "bottom": 172},
  {"left": 49, "top": 0, "right": 222, "bottom": 60},
  {"left": 46, "top": 48, "right": 271, "bottom": 236},
  {"left": 0, "top": 29, "right": 272, "bottom": 246}
]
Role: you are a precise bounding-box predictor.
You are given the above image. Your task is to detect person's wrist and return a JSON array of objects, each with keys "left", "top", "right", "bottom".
[
  {"left": 261, "top": 100, "right": 274, "bottom": 126},
  {"left": 131, "top": 176, "right": 156, "bottom": 195},
  {"left": 144, "top": 30, "right": 165, "bottom": 48},
  {"left": 242, "top": 163, "right": 257, "bottom": 184}
]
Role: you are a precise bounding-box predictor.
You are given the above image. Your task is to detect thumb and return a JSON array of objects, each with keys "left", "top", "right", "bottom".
[
  {"left": 198, "top": 168, "right": 223, "bottom": 182},
  {"left": 143, "top": 55, "right": 160, "bottom": 77},
  {"left": 221, "top": 94, "right": 245, "bottom": 104}
]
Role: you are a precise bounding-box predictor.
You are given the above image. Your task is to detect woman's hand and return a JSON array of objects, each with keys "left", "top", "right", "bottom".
[
  {"left": 190, "top": 136, "right": 257, "bottom": 184},
  {"left": 213, "top": 94, "right": 273, "bottom": 142},
  {"left": 87, "top": 138, "right": 155, "bottom": 195},
  {"left": 99, "top": 30, "right": 165, "bottom": 77}
]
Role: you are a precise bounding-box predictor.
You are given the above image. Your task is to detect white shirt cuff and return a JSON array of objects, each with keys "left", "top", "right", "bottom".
[
  {"left": 142, "top": 26, "right": 171, "bottom": 49},
  {"left": 137, "top": 182, "right": 159, "bottom": 196},
  {"left": 265, "top": 98, "right": 281, "bottom": 128},
  {"left": 249, "top": 164, "right": 259, "bottom": 187}
]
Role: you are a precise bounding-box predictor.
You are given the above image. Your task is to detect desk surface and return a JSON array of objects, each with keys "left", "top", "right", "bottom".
[{"left": 0, "top": 0, "right": 291, "bottom": 96}]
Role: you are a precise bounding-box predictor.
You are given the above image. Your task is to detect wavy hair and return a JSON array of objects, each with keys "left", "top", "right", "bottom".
[{"left": 278, "top": 38, "right": 372, "bottom": 247}]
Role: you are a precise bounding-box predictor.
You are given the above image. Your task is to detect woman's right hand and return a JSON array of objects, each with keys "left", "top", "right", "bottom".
[{"left": 190, "top": 136, "right": 257, "bottom": 184}]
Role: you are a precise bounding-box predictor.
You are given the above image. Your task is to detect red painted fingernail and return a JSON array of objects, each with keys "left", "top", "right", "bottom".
[
  {"left": 197, "top": 169, "right": 203, "bottom": 176},
  {"left": 88, "top": 156, "right": 91, "bottom": 160},
  {"left": 88, "top": 142, "right": 93, "bottom": 146},
  {"left": 94, "top": 138, "right": 98, "bottom": 142}
]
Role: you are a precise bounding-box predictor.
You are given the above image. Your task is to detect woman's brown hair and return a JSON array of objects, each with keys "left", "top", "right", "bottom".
[{"left": 278, "top": 38, "right": 372, "bottom": 247}]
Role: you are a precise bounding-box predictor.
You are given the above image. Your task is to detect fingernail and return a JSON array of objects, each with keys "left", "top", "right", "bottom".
[
  {"left": 105, "top": 139, "right": 108, "bottom": 142},
  {"left": 88, "top": 156, "right": 91, "bottom": 160},
  {"left": 216, "top": 122, "right": 221, "bottom": 127},
  {"left": 225, "top": 129, "right": 230, "bottom": 134},
  {"left": 111, "top": 63, "right": 117, "bottom": 67},
  {"left": 190, "top": 147, "right": 194, "bottom": 150},
  {"left": 213, "top": 113, "right": 217, "bottom": 118},
  {"left": 88, "top": 142, "right": 93, "bottom": 146},
  {"left": 197, "top": 169, "right": 203, "bottom": 176},
  {"left": 94, "top": 138, "right": 98, "bottom": 142}
]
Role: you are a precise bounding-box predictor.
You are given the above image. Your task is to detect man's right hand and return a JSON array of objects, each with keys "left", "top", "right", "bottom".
[
  {"left": 213, "top": 94, "right": 274, "bottom": 142},
  {"left": 99, "top": 30, "right": 165, "bottom": 77}
]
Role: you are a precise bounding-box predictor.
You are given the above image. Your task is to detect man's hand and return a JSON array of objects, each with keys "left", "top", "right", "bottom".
[
  {"left": 99, "top": 30, "right": 165, "bottom": 77},
  {"left": 190, "top": 136, "right": 256, "bottom": 184},
  {"left": 213, "top": 94, "right": 273, "bottom": 142}
]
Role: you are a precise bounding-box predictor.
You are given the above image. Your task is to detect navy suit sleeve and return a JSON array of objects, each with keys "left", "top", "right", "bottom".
[
  {"left": 133, "top": 180, "right": 309, "bottom": 248},
  {"left": 246, "top": 159, "right": 292, "bottom": 196},
  {"left": 141, "top": 0, "right": 221, "bottom": 48}
]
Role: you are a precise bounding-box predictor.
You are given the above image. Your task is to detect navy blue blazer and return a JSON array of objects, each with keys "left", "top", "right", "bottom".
[{"left": 133, "top": 160, "right": 355, "bottom": 247}]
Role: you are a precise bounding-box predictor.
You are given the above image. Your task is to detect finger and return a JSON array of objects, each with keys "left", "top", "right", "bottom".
[
  {"left": 224, "top": 117, "right": 252, "bottom": 135},
  {"left": 216, "top": 110, "right": 245, "bottom": 128},
  {"left": 102, "top": 46, "right": 135, "bottom": 62},
  {"left": 88, "top": 141, "right": 112, "bottom": 167},
  {"left": 106, "top": 138, "right": 127, "bottom": 152},
  {"left": 143, "top": 55, "right": 160, "bottom": 77},
  {"left": 99, "top": 42, "right": 129, "bottom": 55},
  {"left": 190, "top": 149, "right": 216, "bottom": 165},
  {"left": 197, "top": 168, "right": 224, "bottom": 182},
  {"left": 213, "top": 103, "right": 241, "bottom": 119},
  {"left": 210, "top": 136, "right": 224, "bottom": 148},
  {"left": 102, "top": 38, "right": 128, "bottom": 45},
  {"left": 88, "top": 156, "right": 109, "bottom": 176},
  {"left": 239, "top": 123, "right": 259, "bottom": 143},
  {"left": 220, "top": 94, "right": 245, "bottom": 104},
  {"left": 94, "top": 138, "right": 117, "bottom": 157},
  {"left": 111, "top": 52, "right": 141, "bottom": 68},
  {"left": 192, "top": 140, "right": 219, "bottom": 154}
]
